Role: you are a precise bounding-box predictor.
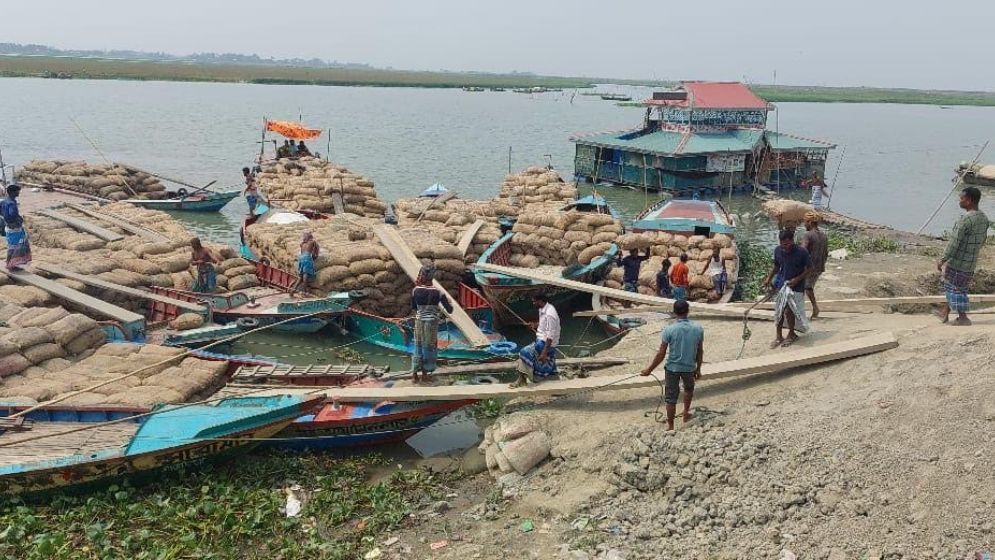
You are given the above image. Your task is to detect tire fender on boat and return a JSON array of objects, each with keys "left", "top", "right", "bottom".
[{"left": 236, "top": 317, "right": 260, "bottom": 330}]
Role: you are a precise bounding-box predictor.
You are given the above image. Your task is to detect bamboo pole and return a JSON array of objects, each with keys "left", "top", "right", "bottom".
[{"left": 917, "top": 141, "right": 989, "bottom": 235}]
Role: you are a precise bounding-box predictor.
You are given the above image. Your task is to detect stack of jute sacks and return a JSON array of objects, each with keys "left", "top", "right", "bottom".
[
  {"left": 495, "top": 167, "right": 578, "bottom": 205},
  {"left": 16, "top": 160, "right": 167, "bottom": 201},
  {"left": 507, "top": 203, "right": 623, "bottom": 268},
  {"left": 604, "top": 232, "right": 737, "bottom": 301},
  {"left": 0, "top": 303, "right": 106, "bottom": 402},
  {"left": 255, "top": 157, "right": 387, "bottom": 217},
  {"left": 243, "top": 215, "right": 465, "bottom": 318},
  {"left": 392, "top": 198, "right": 510, "bottom": 264},
  {"left": 0, "top": 341, "right": 228, "bottom": 408},
  {"left": 5, "top": 202, "right": 250, "bottom": 307}
]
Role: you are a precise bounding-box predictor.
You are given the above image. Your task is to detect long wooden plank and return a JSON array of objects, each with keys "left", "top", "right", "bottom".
[
  {"left": 373, "top": 224, "right": 491, "bottom": 347},
  {"left": 330, "top": 192, "right": 345, "bottom": 214},
  {"left": 727, "top": 294, "right": 995, "bottom": 312},
  {"left": 34, "top": 209, "right": 125, "bottom": 242},
  {"left": 7, "top": 270, "right": 145, "bottom": 324},
  {"left": 417, "top": 190, "right": 457, "bottom": 221},
  {"left": 272, "top": 332, "right": 896, "bottom": 402},
  {"left": 457, "top": 220, "right": 486, "bottom": 257},
  {"left": 35, "top": 264, "right": 207, "bottom": 315},
  {"left": 474, "top": 263, "right": 774, "bottom": 321},
  {"left": 64, "top": 203, "right": 170, "bottom": 242}
]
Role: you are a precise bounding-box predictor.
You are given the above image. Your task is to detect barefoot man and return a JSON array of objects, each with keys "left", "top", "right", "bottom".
[
  {"left": 640, "top": 300, "right": 704, "bottom": 430},
  {"left": 511, "top": 293, "right": 560, "bottom": 388},
  {"left": 764, "top": 229, "right": 812, "bottom": 348},
  {"left": 800, "top": 211, "right": 829, "bottom": 319},
  {"left": 937, "top": 186, "right": 990, "bottom": 326}
]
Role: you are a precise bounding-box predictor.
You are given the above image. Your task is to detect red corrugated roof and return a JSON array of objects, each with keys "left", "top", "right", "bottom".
[
  {"left": 644, "top": 81, "right": 770, "bottom": 110},
  {"left": 684, "top": 82, "right": 769, "bottom": 109}
]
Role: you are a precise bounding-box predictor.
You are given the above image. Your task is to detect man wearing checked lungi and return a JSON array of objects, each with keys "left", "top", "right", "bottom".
[{"left": 937, "top": 186, "right": 990, "bottom": 326}]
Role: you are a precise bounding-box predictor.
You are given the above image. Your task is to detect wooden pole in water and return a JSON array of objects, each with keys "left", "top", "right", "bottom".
[
  {"left": 825, "top": 145, "right": 846, "bottom": 211},
  {"left": 508, "top": 146, "right": 512, "bottom": 174},
  {"left": 642, "top": 153, "right": 648, "bottom": 208},
  {"left": 917, "top": 141, "right": 989, "bottom": 235}
]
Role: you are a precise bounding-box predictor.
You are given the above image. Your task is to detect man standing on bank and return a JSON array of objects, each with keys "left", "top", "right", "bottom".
[
  {"left": 640, "top": 300, "right": 704, "bottom": 430},
  {"left": 937, "top": 186, "right": 990, "bottom": 326},
  {"left": 764, "top": 229, "right": 812, "bottom": 348},
  {"left": 800, "top": 211, "right": 829, "bottom": 319}
]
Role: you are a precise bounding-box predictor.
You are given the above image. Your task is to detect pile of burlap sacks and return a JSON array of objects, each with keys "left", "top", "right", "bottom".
[
  {"left": 479, "top": 414, "right": 552, "bottom": 478},
  {"left": 604, "top": 232, "right": 737, "bottom": 301},
  {"left": 256, "top": 157, "right": 387, "bottom": 217},
  {"left": 244, "top": 215, "right": 466, "bottom": 318},
  {"left": 507, "top": 203, "right": 623, "bottom": 268},
  {"left": 391, "top": 198, "right": 511, "bottom": 264},
  {"left": 762, "top": 199, "right": 813, "bottom": 229},
  {"left": 0, "top": 302, "right": 106, "bottom": 402},
  {"left": 16, "top": 160, "right": 168, "bottom": 201},
  {"left": 495, "top": 166, "right": 578, "bottom": 205},
  {"left": 1, "top": 202, "right": 255, "bottom": 314},
  {"left": 0, "top": 339, "right": 229, "bottom": 408}
]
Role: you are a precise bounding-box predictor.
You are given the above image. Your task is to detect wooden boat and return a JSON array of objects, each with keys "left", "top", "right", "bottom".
[
  {"left": 340, "top": 283, "right": 518, "bottom": 362},
  {"left": 474, "top": 232, "right": 619, "bottom": 325},
  {"left": 559, "top": 194, "right": 621, "bottom": 220},
  {"left": 0, "top": 394, "right": 321, "bottom": 496},
  {"left": 590, "top": 291, "right": 651, "bottom": 337},
  {"left": 122, "top": 189, "right": 240, "bottom": 212},
  {"left": 600, "top": 93, "right": 633, "bottom": 102},
  {"left": 419, "top": 182, "right": 450, "bottom": 197},
  {"left": 631, "top": 197, "right": 739, "bottom": 304},
  {"left": 149, "top": 260, "right": 353, "bottom": 334}
]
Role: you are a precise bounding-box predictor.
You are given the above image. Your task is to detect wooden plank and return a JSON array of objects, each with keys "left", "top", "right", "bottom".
[
  {"left": 728, "top": 294, "right": 995, "bottom": 311},
  {"left": 34, "top": 209, "right": 125, "bottom": 242},
  {"left": 474, "top": 263, "right": 774, "bottom": 321},
  {"left": 330, "top": 192, "right": 345, "bottom": 214},
  {"left": 7, "top": 270, "right": 145, "bottom": 324},
  {"left": 35, "top": 264, "right": 207, "bottom": 316},
  {"left": 373, "top": 224, "right": 491, "bottom": 347},
  {"left": 417, "top": 191, "right": 457, "bottom": 221},
  {"left": 64, "top": 203, "right": 170, "bottom": 242},
  {"left": 457, "top": 220, "right": 486, "bottom": 257},
  {"left": 273, "top": 332, "right": 897, "bottom": 402}
]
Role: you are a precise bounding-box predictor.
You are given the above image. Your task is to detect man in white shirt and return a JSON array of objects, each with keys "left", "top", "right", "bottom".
[
  {"left": 511, "top": 292, "right": 561, "bottom": 388},
  {"left": 806, "top": 172, "right": 830, "bottom": 210}
]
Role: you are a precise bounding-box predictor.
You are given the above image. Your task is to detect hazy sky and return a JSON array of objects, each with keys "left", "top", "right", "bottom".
[{"left": 5, "top": 0, "right": 994, "bottom": 91}]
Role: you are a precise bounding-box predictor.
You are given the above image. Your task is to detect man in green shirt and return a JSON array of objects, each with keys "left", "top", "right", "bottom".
[
  {"left": 937, "top": 186, "right": 990, "bottom": 325},
  {"left": 640, "top": 300, "right": 704, "bottom": 430}
]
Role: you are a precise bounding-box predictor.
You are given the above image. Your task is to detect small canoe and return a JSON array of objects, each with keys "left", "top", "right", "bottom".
[
  {"left": 0, "top": 394, "right": 320, "bottom": 496},
  {"left": 474, "top": 232, "right": 619, "bottom": 325},
  {"left": 123, "top": 190, "right": 240, "bottom": 212},
  {"left": 419, "top": 182, "right": 450, "bottom": 197},
  {"left": 590, "top": 291, "right": 651, "bottom": 337},
  {"left": 341, "top": 283, "right": 518, "bottom": 362}
]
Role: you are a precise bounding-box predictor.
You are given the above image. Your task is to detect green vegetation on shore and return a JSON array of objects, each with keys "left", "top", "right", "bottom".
[
  {"left": 0, "top": 55, "right": 592, "bottom": 89},
  {"left": 0, "top": 453, "right": 449, "bottom": 560}
]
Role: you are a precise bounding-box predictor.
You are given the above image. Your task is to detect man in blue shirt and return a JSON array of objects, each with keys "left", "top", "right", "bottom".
[
  {"left": 617, "top": 248, "right": 650, "bottom": 292},
  {"left": 640, "top": 300, "right": 704, "bottom": 430},
  {"left": 763, "top": 229, "right": 812, "bottom": 348}
]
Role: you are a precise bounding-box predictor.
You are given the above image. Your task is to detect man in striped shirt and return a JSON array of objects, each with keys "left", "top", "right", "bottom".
[{"left": 937, "top": 186, "right": 990, "bottom": 326}]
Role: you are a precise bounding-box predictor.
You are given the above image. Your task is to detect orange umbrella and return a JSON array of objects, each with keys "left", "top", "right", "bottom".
[{"left": 265, "top": 120, "right": 323, "bottom": 140}]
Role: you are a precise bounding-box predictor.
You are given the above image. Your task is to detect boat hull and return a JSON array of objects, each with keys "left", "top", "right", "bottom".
[
  {"left": 124, "top": 191, "right": 239, "bottom": 212},
  {"left": 341, "top": 310, "right": 515, "bottom": 362}
]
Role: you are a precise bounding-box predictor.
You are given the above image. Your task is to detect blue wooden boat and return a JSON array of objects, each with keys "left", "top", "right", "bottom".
[
  {"left": 631, "top": 198, "right": 735, "bottom": 236},
  {"left": 559, "top": 194, "right": 621, "bottom": 220},
  {"left": 123, "top": 190, "right": 240, "bottom": 212},
  {"left": 341, "top": 284, "right": 518, "bottom": 362},
  {"left": 475, "top": 232, "right": 619, "bottom": 325},
  {"left": 0, "top": 394, "right": 321, "bottom": 496},
  {"left": 419, "top": 182, "right": 450, "bottom": 198}
]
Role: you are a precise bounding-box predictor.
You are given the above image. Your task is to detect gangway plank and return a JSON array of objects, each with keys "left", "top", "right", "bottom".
[
  {"left": 253, "top": 332, "right": 897, "bottom": 402},
  {"left": 34, "top": 209, "right": 124, "bottom": 242},
  {"left": 35, "top": 264, "right": 208, "bottom": 317},
  {"left": 474, "top": 263, "right": 774, "bottom": 321},
  {"left": 373, "top": 224, "right": 491, "bottom": 347},
  {"left": 457, "top": 220, "right": 486, "bottom": 257},
  {"left": 64, "top": 203, "right": 170, "bottom": 242},
  {"left": 6, "top": 269, "right": 145, "bottom": 325}
]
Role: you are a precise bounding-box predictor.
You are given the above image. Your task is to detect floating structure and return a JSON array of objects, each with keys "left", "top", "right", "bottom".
[
  {"left": 571, "top": 81, "right": 835, "bottom": 196},
  {"left": 958, "top": 162, "right": 995, "bottom": 187}
]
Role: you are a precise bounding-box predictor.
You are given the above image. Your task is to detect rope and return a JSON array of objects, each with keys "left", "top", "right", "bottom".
[{"left": 737, "top": 290, "right": 776, "bottom": 359}]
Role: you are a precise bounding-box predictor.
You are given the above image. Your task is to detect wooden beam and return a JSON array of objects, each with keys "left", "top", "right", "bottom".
[
  {"left": 457, "top": 220, "right": 486, "bottom": 257},
  {"left": 34, "top": 209, "right": 124, "bottom": 242},
  {"left": 63, "top": 203, "right": 170, "bottom": 243},
  {"left": 417, "top": 190, "right": 457, "bottom": 221},
  {"left": 279, "top": 332, "right": 897, "bottom": 402},
  {"left": 474, "top": 263, "right": 774, "bottom": 321},
  {"left": 35, "top": 264, "right": 208, "bottom": 316},
  {"left": 373, "top": 224, "right": 491, "bottom": 347},
  {"left": 728, "top": 294, "right": 995, "bottom": 311},
  {"left": 396, "top": 356, "right": 628, "bottom": 378},
  {"left": 330, "top": 192, "right": 345, "bottom": 215},
  {"left": 7, "top": 269, "right": 145, "bottom": 324}
]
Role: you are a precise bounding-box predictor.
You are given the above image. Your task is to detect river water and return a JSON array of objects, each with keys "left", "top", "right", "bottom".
[{"left": 2, "top": 78, "right": 993, "bottom": 366}]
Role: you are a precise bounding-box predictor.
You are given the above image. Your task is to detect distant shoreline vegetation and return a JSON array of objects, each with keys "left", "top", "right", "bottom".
[{"left": 2, "top": 54, "right": 995, "bottom": 107}]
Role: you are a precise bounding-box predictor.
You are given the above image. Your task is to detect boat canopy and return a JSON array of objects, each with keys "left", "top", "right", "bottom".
[
  {"left": 419, "top": 183, "right": 449, "bottom": 198},
  {"left": 265, "top": 120, "right": 323, "bottom": 140}
]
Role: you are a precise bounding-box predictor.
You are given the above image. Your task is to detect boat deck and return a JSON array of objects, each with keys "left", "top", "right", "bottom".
[{"left": 0, "top": 422, "right": 137, "bottom": 468}]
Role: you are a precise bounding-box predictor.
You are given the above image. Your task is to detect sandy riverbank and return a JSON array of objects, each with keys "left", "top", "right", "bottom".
[{"left": 373, "top": 249, "right": 995, "bottom": 559}]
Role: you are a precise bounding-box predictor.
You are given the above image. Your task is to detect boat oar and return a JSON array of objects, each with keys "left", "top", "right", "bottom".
[{"left": 117, "top": 163, "right": 219, "bottom": 198}]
